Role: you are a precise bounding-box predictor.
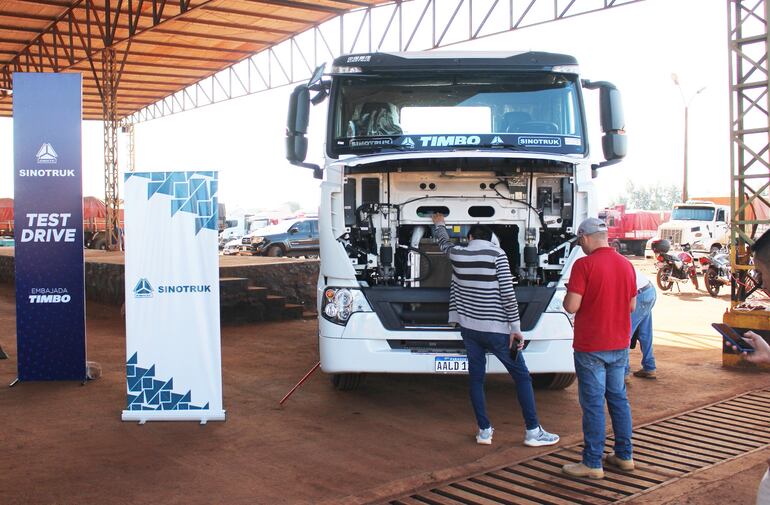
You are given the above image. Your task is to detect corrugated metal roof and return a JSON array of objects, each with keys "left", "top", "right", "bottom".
[{"left": 0, "top": 0, "right": 385, "bottom": 120}]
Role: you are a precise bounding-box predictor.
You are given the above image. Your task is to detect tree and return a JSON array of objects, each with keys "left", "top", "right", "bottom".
[
  {"left": 612, "top": 181, "right": 681, "bottom": 210},
  {"left": 284, "top": 201, "right": 301, "bottom": 212}
]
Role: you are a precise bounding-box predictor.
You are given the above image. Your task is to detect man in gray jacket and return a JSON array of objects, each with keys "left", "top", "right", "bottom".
[{"left": 432, "top": 213, "right": 560, "bottom": 447}]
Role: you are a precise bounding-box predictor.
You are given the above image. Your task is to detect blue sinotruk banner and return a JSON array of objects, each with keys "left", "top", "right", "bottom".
[
  {"left": 122, "top": 172, "right": 224, "bottom": 422},
  {"left": 13, "top": 73, "right": 86, "bottom": 381}
]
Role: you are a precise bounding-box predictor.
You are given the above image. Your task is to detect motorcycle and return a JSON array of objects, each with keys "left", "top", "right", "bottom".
[
  {"left": 651, "top": 239, "right": 699, "bottom": 291},
  {"left": 699, "top": 248, "right": 731, "bottom": 297}
]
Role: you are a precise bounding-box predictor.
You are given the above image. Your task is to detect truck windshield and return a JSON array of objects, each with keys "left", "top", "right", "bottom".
[
  {"left": 671, "top": 207, "right": 715, "bottom": 221},
  {"left": 331, "top": 72, "right": 584, "bottom": 155}
]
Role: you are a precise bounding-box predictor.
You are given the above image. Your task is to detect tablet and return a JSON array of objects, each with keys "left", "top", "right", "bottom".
[{"left": 712, "top": 323, "right": 756, "bottom": 353}]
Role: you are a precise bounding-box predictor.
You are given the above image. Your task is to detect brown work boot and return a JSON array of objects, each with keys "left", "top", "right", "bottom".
[
  {"left": 603, "top": 453, "right": 635, "bottom": 471},
  {"left": 562, "top": 462, "right": 604, "bottom": 479},
  {"left": 633, "top": 369, "right": 657, "bottom": 379}
]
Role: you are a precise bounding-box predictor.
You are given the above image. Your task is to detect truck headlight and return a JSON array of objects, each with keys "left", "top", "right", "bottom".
[
  {"left": 545, "top": 287, "right": 574, "bottom": 326},
  {"left": 321, "top": 288, "right": 371, "bottom": 325}
]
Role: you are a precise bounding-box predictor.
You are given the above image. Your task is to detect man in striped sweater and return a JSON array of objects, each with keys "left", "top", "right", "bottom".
[{"left": 432, "top": 213, "right": 560, "bottom": 447}]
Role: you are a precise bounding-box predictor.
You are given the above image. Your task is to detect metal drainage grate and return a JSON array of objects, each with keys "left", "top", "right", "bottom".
[{"left": 387, "top": 389, "right": 770, "bottom": 505}]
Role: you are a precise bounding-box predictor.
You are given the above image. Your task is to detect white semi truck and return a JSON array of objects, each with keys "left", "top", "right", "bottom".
[
  {"left": 652, "top": 200, "right": 730, "bottom": 255},
  {"left": 286, "top": 52, "right": 626, "bottom": 390}
]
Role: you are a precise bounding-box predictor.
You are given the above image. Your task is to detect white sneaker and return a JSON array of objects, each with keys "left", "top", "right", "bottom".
[
  {"left": 476, "top": 426, "right": 494, "bottom": 445},
  {"left": 524, "top": 425, "right": 560, "bottom": 447}
]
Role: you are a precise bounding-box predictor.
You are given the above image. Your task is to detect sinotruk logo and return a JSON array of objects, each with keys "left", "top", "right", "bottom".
[
  {"left": 133, "top": 278, "right": 153, "bottom": 298},
  {"left": 35, "top": 143, "right": 58, "bottom": 164}
]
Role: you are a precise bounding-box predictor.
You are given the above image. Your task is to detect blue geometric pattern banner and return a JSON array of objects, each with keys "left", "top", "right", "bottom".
[
  {"left": 124, "top": 172, "right": 218, "bottom": 235},
  {"left": 125, "top": 352, "right": 209, "bottom": 411}
]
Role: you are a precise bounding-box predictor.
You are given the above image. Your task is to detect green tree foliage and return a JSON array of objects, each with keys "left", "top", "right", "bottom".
[{"left": 611, "top": 181, "right": 681, "bottom": 210}]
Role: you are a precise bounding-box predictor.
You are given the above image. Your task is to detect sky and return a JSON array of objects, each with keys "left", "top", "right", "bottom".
[{"left": 0, "top": 0, "right": 730, "bottom": 214}]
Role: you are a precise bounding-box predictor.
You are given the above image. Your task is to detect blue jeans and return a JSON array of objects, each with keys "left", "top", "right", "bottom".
[
  {"left": 626, "top": 286, "right": 657, "bottom": 375},
  {"left": 574, "top": 350, "right": 633, "bottom": 468},
  {"left": 461, "top": 327, "right": 539, "bottom": 431}
]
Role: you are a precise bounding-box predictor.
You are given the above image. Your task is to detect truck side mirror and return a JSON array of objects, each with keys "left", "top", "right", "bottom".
[
  {"left": 600, "top": 86, "right": 627, "bottom": 161},
  {"left": 286, "top": 85, "right": 310, "bottom": 162},
  {"left": 583, "top": 80, "right": 627, "bottom": 175},
  {"left": 286, "top": 83, "right": 322, "bottom": 178}
]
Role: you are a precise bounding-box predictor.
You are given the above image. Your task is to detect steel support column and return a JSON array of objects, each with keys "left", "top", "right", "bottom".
[
  {"left": 728, "top": 0, "right": 770, "bottom": 302},
  {"left": 102, "top": 46, "right": 120, "bottom": 250},
  {"left": 121, "top": 119, "right": 135, "bottom": 172}
]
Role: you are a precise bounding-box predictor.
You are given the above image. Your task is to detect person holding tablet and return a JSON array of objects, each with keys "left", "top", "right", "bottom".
[{"left": 726, "top": 228, "right": 770, "bottom": 505}]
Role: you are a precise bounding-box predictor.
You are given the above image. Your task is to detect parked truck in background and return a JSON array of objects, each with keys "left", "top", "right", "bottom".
[
  {"left": 646, "top": 200, "right": 730, "bottom": 257},
  {"left": 599, "top": 204, "right": 670, "bottom": 256},
  {"left": 0, "top": 198, "right": 11, "bottom": 238},
  {"left": 219, "top": 214, "right": 260, "bottom": 249},
  {"left": 286, "top": 51, "right": 626, "bottom": 390}
]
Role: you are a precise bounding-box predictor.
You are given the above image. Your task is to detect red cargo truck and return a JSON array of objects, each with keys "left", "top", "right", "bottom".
[
  {"left": 599, "top": 204, "right": 670, "bottom": 256},
  {"left": 0, "top": 198, "right": 11, "bottom": 237}
]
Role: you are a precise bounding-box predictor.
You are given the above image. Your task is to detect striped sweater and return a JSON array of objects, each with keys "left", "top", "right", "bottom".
[{"left": 433, "top": 224, "right": 521, "bottom": 334}]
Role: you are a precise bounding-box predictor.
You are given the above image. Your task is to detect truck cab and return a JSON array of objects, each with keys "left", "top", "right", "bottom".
[
  {"left": 652, "top": 200, "right": 730, "bottom": 255},
  {"left": 286, "top": 51, "right": 626, "bottom": 390}
]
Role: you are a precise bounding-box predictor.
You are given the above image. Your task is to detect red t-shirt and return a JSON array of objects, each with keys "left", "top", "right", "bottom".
[{"left": 568, "top": 247, "right": 637, "bottom": 352}]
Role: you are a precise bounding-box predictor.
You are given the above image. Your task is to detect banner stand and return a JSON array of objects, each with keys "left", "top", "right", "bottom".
[
  {"left": 12, "top": 73, "right": 87, "bottom": 383},
  {"left": 121, "top": 171, "right": 225, "bottom": 424},
  {"left": 122, "top": 411, "right": 226, "bottom": 425}
]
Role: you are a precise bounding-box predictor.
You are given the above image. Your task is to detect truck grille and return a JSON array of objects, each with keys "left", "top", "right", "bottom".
[{"left": 659, "top": 227, "right": 682, "bottom": 245}]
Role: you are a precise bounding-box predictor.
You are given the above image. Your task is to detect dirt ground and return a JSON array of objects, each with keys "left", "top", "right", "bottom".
[
  {"left": 0, "top": 246, "right": 311, "bottom": 266},
  {"left": 1, "top": 258, "right": 770, "bottom": 505}
]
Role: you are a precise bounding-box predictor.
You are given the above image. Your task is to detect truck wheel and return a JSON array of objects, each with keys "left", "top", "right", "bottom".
[
  {"left": 331, "top": 373, "right": 363, "bottom": 391},
  {"left": 267, "top": 245, "right": 284, "bottom": 257},
  {"left": 633, "top": 242, "right": 646, "bottom": 257},
  {"left": 92, "top": 239, "right": 107, "bottom": 250},
  {"left": 531, "top": 373, "right": 576, "bottom": 390},
  {"left": 611, "top": 240, "right": 622, "bottom": 253}
]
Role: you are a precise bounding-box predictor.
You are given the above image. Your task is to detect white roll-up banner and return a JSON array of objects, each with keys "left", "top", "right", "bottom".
[{"left": 122, "top": 171, "right": 225, "bottom": 423}]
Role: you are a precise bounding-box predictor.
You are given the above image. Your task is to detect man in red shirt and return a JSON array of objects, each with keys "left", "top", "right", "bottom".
[{"left": 561, "top": 217, "right": 637, "bottom": 480}]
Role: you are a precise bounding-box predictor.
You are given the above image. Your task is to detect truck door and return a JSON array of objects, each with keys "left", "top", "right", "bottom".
[
  {"left": 309, "top": 220, "right": 320, "bottom": 252},
  {"left": 289, "top": 220, "right": 314, "bottom": 252},
  {"left": 715, "top": 208, "right": 729, "bottom": 242}
]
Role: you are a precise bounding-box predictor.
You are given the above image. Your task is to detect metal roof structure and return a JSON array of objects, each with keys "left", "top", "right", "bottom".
[
  {"left": 0, "top": 0, "right": 650, "bottom": 250},
  {"left": 0, "top": 0, "right": 384, "bottom": 120}
]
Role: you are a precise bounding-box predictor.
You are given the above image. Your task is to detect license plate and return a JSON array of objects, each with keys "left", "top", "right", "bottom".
[{"left": 434, "top": 356, "right": 468, "bottom": 373}]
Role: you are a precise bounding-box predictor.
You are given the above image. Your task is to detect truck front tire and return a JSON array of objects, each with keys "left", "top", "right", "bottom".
[
  {"left": 531, "top": 373, "right": 576, "bottom": 390},
  {"left": 267, "top": 245, "right": 285, "bottom": 257},
  {"left": 331, "top": 373, "right": 363, "bottom": 391}
]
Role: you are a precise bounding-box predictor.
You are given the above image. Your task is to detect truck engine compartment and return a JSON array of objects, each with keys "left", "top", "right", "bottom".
[{"left": 336, "top": 167, "right": 577, "bottom": 290}]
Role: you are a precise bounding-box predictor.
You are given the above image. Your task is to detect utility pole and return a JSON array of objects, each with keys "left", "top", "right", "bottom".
[{"left": 671, "top": 73, "right": 706, "bottom": 203}]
